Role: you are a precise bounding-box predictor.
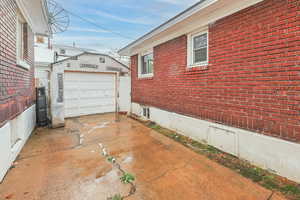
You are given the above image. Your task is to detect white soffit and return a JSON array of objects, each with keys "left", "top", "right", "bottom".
[
  {"left": 16, "top": 0, "right": 50, "bottom": 36},
  {"left": 119, "top": 0, "right": 264, "bottom": 56}
]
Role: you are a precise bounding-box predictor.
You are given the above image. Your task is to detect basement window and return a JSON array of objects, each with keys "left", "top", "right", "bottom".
[
  {"left": 16, "top": 10, "right": 30, "bottom": 69},
  {"left": 142, "top": 107, "right": 150, "bottom": 119},
  {"left": 187, "top": 29, "right": 209, "bottom": 68}
]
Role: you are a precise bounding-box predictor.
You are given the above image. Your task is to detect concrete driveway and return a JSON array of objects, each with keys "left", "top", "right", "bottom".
[{"left": 0, "top": 114, "right": 285, "bottom": 200}]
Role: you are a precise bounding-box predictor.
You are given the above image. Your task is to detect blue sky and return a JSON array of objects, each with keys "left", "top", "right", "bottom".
[{"left": 52, "top": 0, "right": 199, "bottom": 53}]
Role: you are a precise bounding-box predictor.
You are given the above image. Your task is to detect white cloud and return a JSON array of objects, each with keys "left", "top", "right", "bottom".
[
  {"left": 156, "top": 0, "right": 198, "bottom": 5},
  {"left": 52, "top": 35, "right": 129, "bottom": 51},
  {"left": 68, "top": 27, "right": 109, "bottom": 33},
  {"left": 53, "top": 36, "right": 117, "bottom": 44},
  {"left": 95, "top": 10, "right": 155, "bottom": 25}
]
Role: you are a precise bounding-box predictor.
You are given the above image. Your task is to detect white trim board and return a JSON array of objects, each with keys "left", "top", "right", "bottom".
[{"left": 131, "top": 102, "right": 300, "bottom": 183}]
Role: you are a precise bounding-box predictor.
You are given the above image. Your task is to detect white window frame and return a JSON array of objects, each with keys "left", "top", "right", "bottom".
[
  {"left": 187, "top": 29, "right": 209, "bottom": 68},
  {"left": 16, "top": 10, "right": 30, "bottom": 70},
  {"left": 138, "top": 49, "right": 154, "bottom": 79}
]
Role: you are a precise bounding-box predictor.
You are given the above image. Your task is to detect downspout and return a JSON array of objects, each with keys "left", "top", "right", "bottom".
[
  {"left": 115, "top": 72, "right": 120, "bottom": 122},
  {"left": 48, "top": 63, "right": 53, "bottom": 127}
]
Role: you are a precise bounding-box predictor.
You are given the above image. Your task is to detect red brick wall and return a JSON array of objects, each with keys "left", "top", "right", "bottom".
[
  {"left": 0, "top": 0, "right": 35, "bottom": 127},
  {"left": 131, "top": 0, "right": 300, "bottom": 143}
]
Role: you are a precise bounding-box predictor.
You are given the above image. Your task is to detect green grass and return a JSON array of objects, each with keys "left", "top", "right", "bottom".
[{"left": 281, "top": 185, "right": 300, "bottom": 196}]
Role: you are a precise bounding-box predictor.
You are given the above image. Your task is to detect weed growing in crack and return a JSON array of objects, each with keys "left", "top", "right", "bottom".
[
  {"left": 108, "top": 194, "right": 122, "bottom": 200},
  {"left": 120, "top": 173, "right": 135, "bottom": 184},
  {"left": 107, "top": 156, "right": 116, "bottom": 163},
  {"left": 99, "top": 144, "right": 137, "bottom": 199}
]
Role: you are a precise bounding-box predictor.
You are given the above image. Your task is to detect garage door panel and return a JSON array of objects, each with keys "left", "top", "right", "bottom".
[
  {"left": 64, "top": 72, "right": 116, "bottom": 118},
  {"left": 80, "top": 85, "right": 114, "bottom": 91},
  {"left": 79, "top": 92, "right": 114, "bottom": 99},
  {"left": 65, "top": 90, "right": 79, "bottom": 97},
  {"left": 78, "top": 99, "right": 115, "bottom": 107}
]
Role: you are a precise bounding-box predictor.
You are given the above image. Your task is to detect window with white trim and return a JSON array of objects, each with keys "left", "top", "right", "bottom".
[
  {"left": 138, "top": 50, "right": 154, "bottom": 78},
  {"left": 188, "top": 30, "right": 209, "bottom": 67},
  {"left": 141, "top": 53, "right": 153, "bottom": 74},
  {"left": 16, "top": 10, "right": 30, "bottom": 69}
]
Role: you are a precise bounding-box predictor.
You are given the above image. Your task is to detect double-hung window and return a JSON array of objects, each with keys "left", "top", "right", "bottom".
[
  {"left": 141, "top": 53, "right": 153, "bottom": 75},
  {"left": 16, "top": 11, "right": 30, "bottom": 69},
  {"left": 188, "top": 29, "right": 209, "bottom": 67},
  {"left": 138, "top": 50, "right": 154, "bottom": 78}
]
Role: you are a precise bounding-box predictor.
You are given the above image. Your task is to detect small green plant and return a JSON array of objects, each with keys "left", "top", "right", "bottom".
[
  {"left": 239, "top": 167, "right": 263, "bottom": 182},
  {"left": 120, "top": 173, "right": 135, "bottom": 184},
  {"left": 107, "top": 156, "right": 115, "bottom": 163},
  {"left": 111, "top": 194, "right": 122, "bottom": 200},
  {"left": 206, "top": 145, "right": 220, "bottom": 154}
]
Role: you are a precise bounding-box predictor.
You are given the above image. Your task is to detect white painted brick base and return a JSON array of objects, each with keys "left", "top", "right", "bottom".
[
  {"left": 0, "top": 105, "right": 36, "bottom": 182},
  {"left": 132, "top": 102, "right": 300, "bottom": 183}
]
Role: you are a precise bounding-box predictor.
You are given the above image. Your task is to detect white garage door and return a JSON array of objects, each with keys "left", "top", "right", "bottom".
[{"left": 64, "top": 72, "right": 116, "bottom": 118}]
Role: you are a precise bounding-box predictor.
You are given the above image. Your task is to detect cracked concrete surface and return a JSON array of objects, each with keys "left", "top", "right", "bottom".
[{"left": 0, "top": 114, "right": 286, "bottom": 200}]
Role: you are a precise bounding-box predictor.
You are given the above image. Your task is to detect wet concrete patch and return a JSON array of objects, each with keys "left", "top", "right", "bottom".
[
  {"left": 0, "top": 114, "right": 287, "bottom": 200},
  {"left": 17, "top": 130, "right": 80, "bottom": 160}
]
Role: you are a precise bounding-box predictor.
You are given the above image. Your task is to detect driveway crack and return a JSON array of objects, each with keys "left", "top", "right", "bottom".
[
  {"left": 98, "top": 143, "right": 137, "bottom": 200},
  {"left": 146, "top": 158, "right": 193, "bottom": 184},
  {"left": 266, "top": 191, "right": 274, "bottom": 200}
]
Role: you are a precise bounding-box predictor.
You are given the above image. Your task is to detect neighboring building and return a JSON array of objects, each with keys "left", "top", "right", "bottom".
[
  {"left": 34, "top": 41, "right": 132, "bottom": 128},
  {"left": 34, "top": 43, "right": 94, "bottom": 89},
  {"left": 34, "top": 43, "right": 129, "bottom": 91},
  {"left": 52, "top": 44, "right": 99, "bottom": 61},
  {"left": 52, "top": 44, "right": 130, "bottom": 66},
  {"left": 50, "top": 52, "right": 130, "bottom": 127},
  {"left": 0, "top": 0, "right": 50, "bottom": 181},
  {"left": 119, "top": 0, "right": 300, "bottom": 182},
  {"left": 34, "top": 36, "right": 54, "bottom": 94}
]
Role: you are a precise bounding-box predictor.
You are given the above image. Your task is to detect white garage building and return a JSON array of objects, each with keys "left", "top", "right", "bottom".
[{"left": 50, "top": 52, "right": 130, "bottom": 128}]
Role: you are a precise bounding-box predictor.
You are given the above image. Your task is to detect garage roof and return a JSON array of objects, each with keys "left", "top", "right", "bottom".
[{"left": 53, "top": 52, "right": 130, "bottom": 70}]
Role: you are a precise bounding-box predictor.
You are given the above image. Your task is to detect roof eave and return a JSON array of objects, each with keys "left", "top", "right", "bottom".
[
  {"left": 118, "top": 0, "right": 264, "bottom": 56},
  {"left": 41, "top": 0, "right": 52, "bottom": 36},
  {"left": 16, "top": 0, "right": 51, "bottom": 36},
  {"left": 118, "top": 0, "right": 216, "bottom": 56}
]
